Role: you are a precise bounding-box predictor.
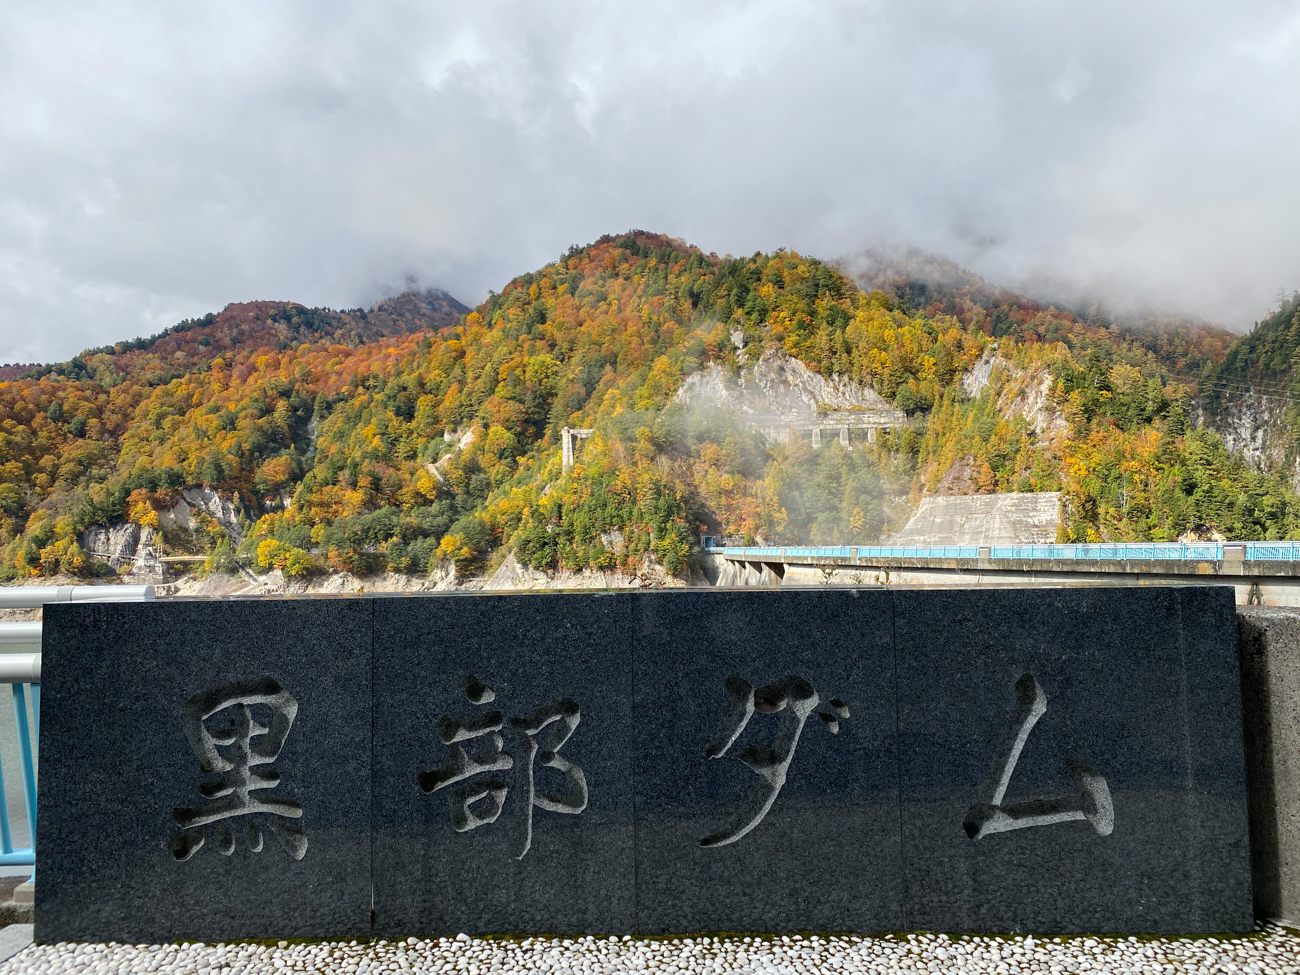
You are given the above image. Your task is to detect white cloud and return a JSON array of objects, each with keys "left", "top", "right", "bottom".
[{"left": 0, "top": 0, "right": 1298, "bottom": 362}]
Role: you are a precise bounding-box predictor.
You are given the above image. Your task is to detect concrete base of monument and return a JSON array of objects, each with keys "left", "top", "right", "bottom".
[
  {"left": 0, "top": 877, "right": 33, "bottom": 926},
  {"left": 0, "top": 923, "right": 32, "bottom": 964}
]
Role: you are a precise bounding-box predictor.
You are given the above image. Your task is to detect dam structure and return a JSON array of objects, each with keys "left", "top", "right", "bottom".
[
  {"left": 702, "top": 539, "right": 1300, "bottom": 606},
  {"left": 747, "top": 408, "right": 906, "bottom": 448},
  {"left": 886, "top": 492, "right": 1060, "bottom": 547},
  {"left": 701, "top": 490, "right": 1300, "bottom": 605}
]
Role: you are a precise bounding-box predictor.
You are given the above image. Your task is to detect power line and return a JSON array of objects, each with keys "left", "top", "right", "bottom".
[
  {"left": 1165, "top": 374, "right": 1300, "bottom": 404},
  {"left": 1196, "top": 383, "right": 1300, "bottom": 403}
]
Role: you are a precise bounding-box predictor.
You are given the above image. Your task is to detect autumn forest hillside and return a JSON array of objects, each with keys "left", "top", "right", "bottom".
[{"left": 1, "top": 231, "right": 1297, "bottom": 584}]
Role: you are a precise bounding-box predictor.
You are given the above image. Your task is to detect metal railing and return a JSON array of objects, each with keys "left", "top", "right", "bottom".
[
  {"left": 987, "top": 542, "right": 1224, "bottom": 561},
  {"left": 713, "top": 542, "right": 1237, "bottom": 561},
  {"left": 1244, "top": 542, "right": 1300, "bottom": 561},
  {"left": 0, "top": 654, "right": 38, "bottom": 867},
  {"left": 0, "top": 585, "right": 154, "bottom": 874},
  {"left": 858, "top": 545, "right": 982, "bottom": 559}
]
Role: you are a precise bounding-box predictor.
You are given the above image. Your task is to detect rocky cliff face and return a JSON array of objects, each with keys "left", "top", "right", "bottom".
[
  {"left": 80, "top": 522, "right": 164, "bottom": 581},
  {"left": 1207, "top": 393, "right": 1299, "bottom": 486},
  {"left": 81, "top": 486, "right": 246, "bottom": 583},
  {"left": 962, "top": 345, "right": 1003, "bottom": 399},
  {"left": 81, "top": 523, "right": 155, "bottom": 568},
  {"left": 961, "top": 347, "right": 1066, "bottom": 441},
  {"left": 673, "top": 349, "right": 897, "bottom": 419},
  {"left": 180, "top": 486, "right": 245, "bottom": 543},
  {"left": 998, "top": 368, "right": 1067, "bottom": 440},
  {"left": 152, "top": 486, "right": 245, "bottom": 543}
]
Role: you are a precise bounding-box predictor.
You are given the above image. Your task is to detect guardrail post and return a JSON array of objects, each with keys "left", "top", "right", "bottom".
[
  {"left": 0, "top": 742, "right": 12, "bottom": 859},
  {"left": 14, "top": 684, "right": 35, "bottom": 856}
]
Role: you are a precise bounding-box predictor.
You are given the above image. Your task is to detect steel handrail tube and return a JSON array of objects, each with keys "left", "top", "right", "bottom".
[
  {"left": 0, "top": 585, "right": 154, "bottom": 610},
  {"left": 0, "top": 624, "right": 41, "bottom": 646},
  {"left": 0, "top": 655, "right": 40, "bottom": 683}
]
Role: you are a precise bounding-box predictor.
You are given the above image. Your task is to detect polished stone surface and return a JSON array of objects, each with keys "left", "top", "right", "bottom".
[
  {"left": 893, "top": 586, "right": 1252, "bottom": 934},
  {"left": 1236, "top": 606, "right": 1300, "bottom": 925},
  {"left": 34, "top": 586, "right": 1253, "bottom": 940},
  {"left": 372, "top": 593, "right": 636, "bottom": 936},
  {"left": 633, "top": 589, "right": 901, "bottom": 934},
  {"left": 36, "top": 599, "right": 373, "bottom": 943}
]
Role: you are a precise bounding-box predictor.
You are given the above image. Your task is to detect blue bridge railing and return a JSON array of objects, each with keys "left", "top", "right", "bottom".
[
  {"left": 986, "top": 542, "right": 1224, "bottom": 561},
  {"left": 706, "top": 541, "right": 1288, "bottom": 562},
  {"left": 1244, "top": 542, "right": 1300, "bottom": 561},
  {"left": 0, "top": 654, "right": 40, "bottom": 867}
]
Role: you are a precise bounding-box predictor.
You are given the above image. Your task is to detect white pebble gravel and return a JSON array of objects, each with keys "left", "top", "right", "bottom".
[{"left": 4, "top": 926, "right": 1300, "bottom": 975}]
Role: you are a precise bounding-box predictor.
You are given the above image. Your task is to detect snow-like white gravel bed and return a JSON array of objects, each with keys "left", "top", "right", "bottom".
[{"left": 4, "top": 926, "right": 1300, "bottom": 975}]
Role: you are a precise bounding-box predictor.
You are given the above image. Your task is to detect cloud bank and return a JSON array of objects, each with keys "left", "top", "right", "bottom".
[{"left": 1, "top": 0, "right": 1298, "bottom": 361}]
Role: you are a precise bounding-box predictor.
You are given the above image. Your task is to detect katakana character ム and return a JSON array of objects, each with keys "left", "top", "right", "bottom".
[{"left": 963, "top": 673, "right": 1113, "bottom": 841}]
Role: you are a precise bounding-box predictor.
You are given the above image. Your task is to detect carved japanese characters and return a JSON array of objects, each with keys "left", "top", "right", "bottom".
[
  {"left": 419, "top": 674, "right": 588, "bottom": 859},
  {"left": 964, "top": 673, "right": 1114, "bottom": 841},
  {"left": 700, "top": 674, "right": 849, "bottom": 848},
  {"left": 168, "top": 677, "right": 308, "bottom": 862}
]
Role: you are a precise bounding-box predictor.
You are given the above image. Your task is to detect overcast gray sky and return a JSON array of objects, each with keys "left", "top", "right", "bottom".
[{"left": 1, "top": 1, "right": 1298, "bottom": 363}]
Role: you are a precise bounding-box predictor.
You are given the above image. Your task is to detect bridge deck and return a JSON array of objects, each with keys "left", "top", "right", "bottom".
[{"left": 709, "top": 541, "right": 1300, "bottom": 578}]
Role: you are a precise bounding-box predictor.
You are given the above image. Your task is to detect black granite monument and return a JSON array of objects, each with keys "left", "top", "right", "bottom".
[
  {"left": 372, "top": 593, "right": 637, "bottom": 936},
  {"left": 893, "top": 587, "right": 1251, "bottom": 933},
  {"left": 36, "top": 586, "right": 1252, "bottom": 941},
  {"left": 632, "top": 588, "right": 902, "bottom": 934},
  {"left": 37, "top": 599, "right": 373, "bottom": 943}
]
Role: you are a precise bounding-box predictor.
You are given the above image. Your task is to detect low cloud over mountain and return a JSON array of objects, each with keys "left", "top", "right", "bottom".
[{"left": 1, "top": 1, "right": 1298, "bottom": 361}]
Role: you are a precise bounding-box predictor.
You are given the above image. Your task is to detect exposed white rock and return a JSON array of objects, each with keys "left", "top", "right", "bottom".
[
  {"left": 999, "top": 368, "right": 1067, "bottom": 439},
  {"left": 180, "top": 486, "right": 244, "bottom": 544},
  {"left": 962, "top": 344, "right": 1004, "bottom": 398},
  {"left": 674, "top": 349, "right": 897, "bottom": 419},
  {"left": 80, "top": 523, "right": 156, "bottom": 569},
  {"left": 304, "top": 414, "right": 319, "bottom": 459},
  {"left": 483, "top": 551, "right": 691, "bottom": 591},
  {"left": 428, "top": 559, "right": 468, "bottom": 591},
  {"left": 1210, "top": 392, "right": 1300, "bottom": 488},
  {"left": 80, "top": 488, "right": 240, "bottom": 581},
  {"left": 155, "top": 497, "right": 195, "bottom": 533},
  {"left": 125, "top": 544, "right": 165, "bottom": 583},
  {"left": 482, "top": 552, "right": 542, "bottom": 590},
  {"left": 961, "top": 348, "right": 1066, "bottom": 440}
]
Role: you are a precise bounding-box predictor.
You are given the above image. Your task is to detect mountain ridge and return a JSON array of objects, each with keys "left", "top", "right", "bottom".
[
  {"left": 19, "top": 287, "right": 469, "bottom": 387},
  {"left": 0, "top": 230, "right": 1296, "bottom": 588}
]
